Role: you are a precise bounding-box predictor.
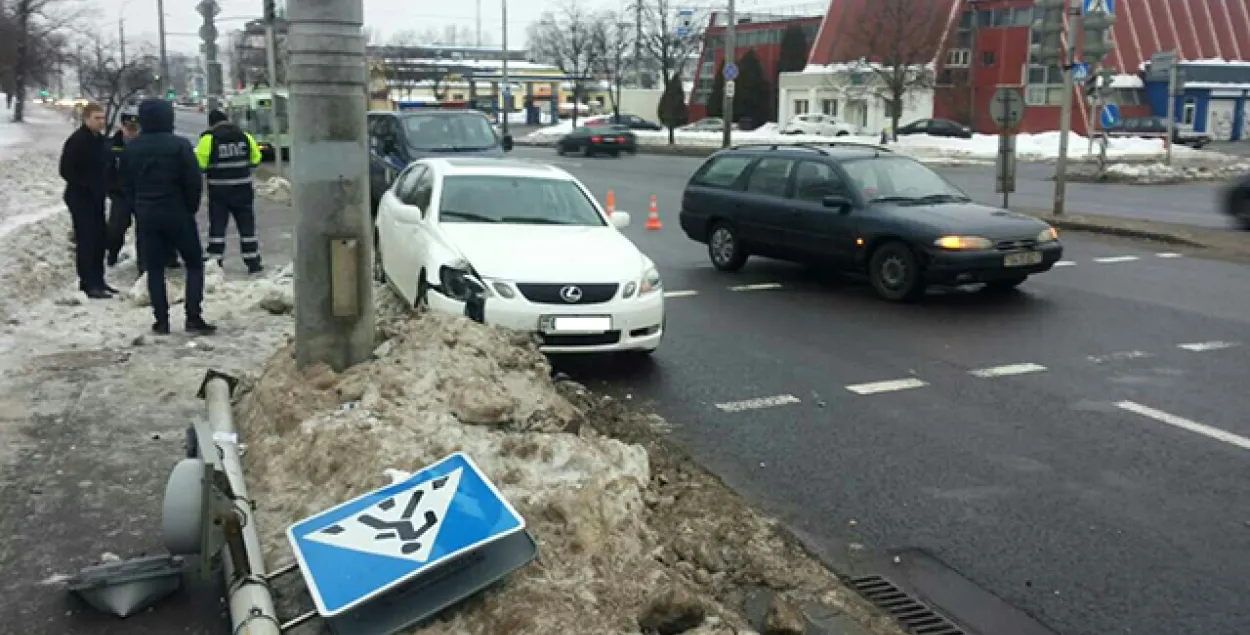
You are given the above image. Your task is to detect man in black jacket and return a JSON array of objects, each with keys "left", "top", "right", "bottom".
[
  {"left": 120, "top": 99, "right": 217, "bottom": 335},
  {"left": 59, "top": 102, "right": 114, "bottom": 298},
  {"left": 105, "top": 113, "right": 140, "bottom": 267}
]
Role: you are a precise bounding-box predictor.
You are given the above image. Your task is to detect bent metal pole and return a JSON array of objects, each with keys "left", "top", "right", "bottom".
[{"left": 205, "top": 377, "right": 280, "bottom": 635}]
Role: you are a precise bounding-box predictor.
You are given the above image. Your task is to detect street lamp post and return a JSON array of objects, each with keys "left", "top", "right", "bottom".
[
  {"left": 501, "top": 0, "right": 509, "bottom": 136},
  {"left": 157, "top": 0, "right": 169, "bottom": 95}
]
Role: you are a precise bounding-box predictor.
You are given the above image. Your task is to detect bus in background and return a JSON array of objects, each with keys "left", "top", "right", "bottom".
[{"left": 224, "top": 87, "right": 290, "bottom": 161}]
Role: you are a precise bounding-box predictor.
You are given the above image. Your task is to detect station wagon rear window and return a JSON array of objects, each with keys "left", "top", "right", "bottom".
[{"left": 691, "top": 155, "right": 753, "bottom": 188}]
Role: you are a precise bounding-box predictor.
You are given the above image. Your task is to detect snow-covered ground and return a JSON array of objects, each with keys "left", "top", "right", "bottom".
[
  {"left": 525, "top": 119, "right": 1224, "bottom": 164},
  {"left": 1077, "top": 159, "right": 1250, "bottom": 184}
]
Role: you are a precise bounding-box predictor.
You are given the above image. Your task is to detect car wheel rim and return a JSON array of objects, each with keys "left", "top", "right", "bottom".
[
  {"left": 880, "top": 255, "right": 907, "bottom": 289},
  {"left": 711, "top": 229, "right": 734, "bottom": 264}
]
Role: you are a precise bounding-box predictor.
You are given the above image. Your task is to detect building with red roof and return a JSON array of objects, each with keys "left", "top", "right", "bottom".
[{"left": 802, "top": 0, "right": 1250, "bottom": 137}]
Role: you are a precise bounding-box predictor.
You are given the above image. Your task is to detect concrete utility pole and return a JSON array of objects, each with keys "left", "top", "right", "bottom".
[
  {"left": 721, "top": 1, "right": 735, "bottom": 148},
  {"left": 156, "top": 0, "right": 169, "bottom": 95},
  {"left": 501, "top": 0, "right": 509, "bottom": 136},
  {"left": 265, "top": 25, "right": 283, "bottom": 177},
  {"left": 1164, "top": 50, "right": 1177, "bottom": 165},
  {"left": 1051, "top": 0, "right": 1080, "bottom": 216},
  {"left": 288, "top": 0, "right": 375, "bottom": 371},
  {"left": 119, "top": 18, "right": 126, "bottom": 67}
]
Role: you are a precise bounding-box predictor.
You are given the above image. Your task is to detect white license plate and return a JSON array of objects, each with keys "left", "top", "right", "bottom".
[
  {"left": 1003, "top": 251, "right": 1043, "bottom": 267},
  {"left": 542, "top": 316, "right": 612, "bottom": 333}
]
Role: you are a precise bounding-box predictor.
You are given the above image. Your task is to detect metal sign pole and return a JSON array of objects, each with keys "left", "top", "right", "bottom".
[
  {"left": 1052, "top": 0, "right": 1081, "bottom": 216},
  {"left": 1165, "top": 50, "right": 1177, "bottom": 165}
]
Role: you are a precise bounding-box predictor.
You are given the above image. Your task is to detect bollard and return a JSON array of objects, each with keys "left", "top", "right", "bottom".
[{"left": 202, "top": 374, "right": 281, "bottom": 635}]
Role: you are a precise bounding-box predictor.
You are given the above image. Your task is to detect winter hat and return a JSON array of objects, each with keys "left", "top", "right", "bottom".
[{"left": 208, "top": 109, "right": 228, "bottom": 126}]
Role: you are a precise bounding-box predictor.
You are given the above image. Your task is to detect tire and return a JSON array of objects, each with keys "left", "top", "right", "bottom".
[
  {"left": 707, "top": 222, "right": 748, "bottom": 272},
  {"left": 868, "top": 241, "right": 926, "bottom": 302},
  {"left": 583, "top": 144, "right": 594, "bottom": 157},
  {"left": 982, "top": 276, "right": 1027, "bottom": 293},
  {"left": 373, "top": 232, "right": 387, "bottom": 283},
  {"left": 556, "top": 143, "right": 566, "bottom": 156},
  {"left": 836, "top": 130, "right": 850, "bottom": 137},
  {"left": 611, "top": 150, "right": 621, "bottom": 157}
]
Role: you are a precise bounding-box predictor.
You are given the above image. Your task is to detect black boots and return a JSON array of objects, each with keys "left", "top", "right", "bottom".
[{"left": 185, "top": 316, "right": 217, "bottom": 335}]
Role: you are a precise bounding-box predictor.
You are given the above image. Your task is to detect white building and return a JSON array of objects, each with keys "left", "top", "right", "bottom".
[{"left": 777, "top": 63, "right": 935, "bottom": 134}]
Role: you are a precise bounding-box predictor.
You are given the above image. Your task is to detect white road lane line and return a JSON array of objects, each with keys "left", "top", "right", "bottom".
[
  {"left": 845, "top": 378, "right": 928, "bottom": 395},
  {"left": 968, "top": 363, "right": 1048, "bottom": 378},
  {"left": 1054, "top": 260, "right": 1077, "bottom": 267},
  {"left": 1177, "top": 341, "right": 1240, "bottom": 352},
  {"left": 663, "top": 290, "right": 698, "bottom": 298},
  {"left": 1087, "top": 350, "right": 1153, "bottom": 364},
  {"left": 715, "top": 394, "right": 801, "bottom": 413},
  {"left": 1093, "top": 255, "right": 1140, "bottom": 264},
  {"left": 1115, "top": 401, "right": 1250, "bottom": 451},
  {"left": 1155, "top": 252, "right": 1184, "bottom": 258},
  {"left": 729, "top": 282, "right": 783, "bottom": 292}
]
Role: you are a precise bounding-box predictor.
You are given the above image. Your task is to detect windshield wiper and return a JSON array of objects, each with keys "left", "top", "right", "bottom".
[
  {"left": 501, "top": 216, "right": 574, "bottom": 225},
  {"left": 914, "top": 193, "right": 972, "bottom": 204},
  {"left": 869, "top": 196, "right": 921, "bottom": 204},
  {"left": 440, "top": 210, "right": 499, "bottom": 222}
]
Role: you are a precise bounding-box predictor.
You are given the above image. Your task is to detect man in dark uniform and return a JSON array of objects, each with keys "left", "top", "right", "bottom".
[
  {"left": 120, "top": 99, "right": 217, "bottom": 335},
  {"left": 195, "top": 110, "right": 264, "bottom": 273},
  {"left": 107, "top": 112, "right": 183, "bottom": 270},
  {"left": 58, "top": 101, "right": 114, "bottom": 298}
]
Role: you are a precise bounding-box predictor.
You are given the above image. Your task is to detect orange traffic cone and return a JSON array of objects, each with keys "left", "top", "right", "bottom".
[
  {"left": 645, "top": 195, "right": 663, "bottom": 231},
  {"left": 606, "top": 189, "right": 616, "bottom": 214}
]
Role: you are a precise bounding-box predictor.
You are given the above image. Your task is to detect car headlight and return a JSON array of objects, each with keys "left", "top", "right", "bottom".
[
  {"left": 1036, "top": 226, "right": 1059, "bottom": 243},
  {"left": 934, "top": 235, "right": 994, "bottom": 250},
  {"left": 639, "top": 267, "right": 662, "bottom": 296},
  {"left": 489, "top": 281, "right": 515, "bottom": 299},
  {"left": 439, "top": 264, "right": 488, "bottom": 301}
]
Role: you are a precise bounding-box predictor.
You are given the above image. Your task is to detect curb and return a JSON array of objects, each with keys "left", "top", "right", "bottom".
[{"left": 1017, "top": 208, "right": 1250, "bottom": 259}]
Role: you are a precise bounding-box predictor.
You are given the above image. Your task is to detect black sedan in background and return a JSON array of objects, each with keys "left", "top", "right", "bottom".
[
  {"left": 556, "top": 125, "right": 637, "bottom": 157},
  {"left": 895, "top": 118, "right": 973, "bottom": 139},
  {"left": 678, "top": 143, "right": 1063, "bottom": 302},
  {"left": 1226, "top": 175, "right": 1250, "bottom": 229}
]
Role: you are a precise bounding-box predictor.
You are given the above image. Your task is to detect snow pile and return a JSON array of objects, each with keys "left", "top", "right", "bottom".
[
  {"left": 1081, "top": 160, "right": 1250, "bottom": 184},
  {"left": 256, "top": 176, "right": 292, "bottom": 203},
  {"left": 237, "top": 311, "right": 906, "bottom": 635},
  {"left": 525, "top": 122, "right": 1218, "bottom": 162}
]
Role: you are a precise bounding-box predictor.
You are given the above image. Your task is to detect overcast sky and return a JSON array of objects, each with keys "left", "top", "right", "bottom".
[{"left": 100, "top": 0, "right": 825, "bottom": 55}]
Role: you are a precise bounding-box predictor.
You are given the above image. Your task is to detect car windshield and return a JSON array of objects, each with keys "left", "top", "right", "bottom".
[
  {"left": 841, "top": 156, "right": 971, "bottom": 204},
  {"left": 437, "top": 175, "right": 607, "bottom": 226},
  {"left": 404, "top": 113, "right": 499, "bottom": 151}
]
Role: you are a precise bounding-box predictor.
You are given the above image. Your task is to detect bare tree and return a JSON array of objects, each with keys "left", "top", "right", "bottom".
[
  {"left": 638, "top": 0, "right": 705, "bottom": 86},
  {"left": 7, "top": 0, "right": 81, "bottom": 121},
  {"left": 75, "top": 35, "right": 156, "bottom": 132},
  {"left": 528, "top": 1, "right": 602, "bottom": 127},
  {"left": 592, "top": 16, "right": 633, "bottom": 120},
  {"left": 848, "top": 0, "right": 948, "bottom": 138}
]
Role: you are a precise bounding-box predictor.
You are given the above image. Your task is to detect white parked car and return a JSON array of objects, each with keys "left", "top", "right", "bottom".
[
  {"left": 782, "top": 113, "right": 857, "bottom": 136},
  {"left": 375, "top": 157, "right": 665, "bottom": 355}
]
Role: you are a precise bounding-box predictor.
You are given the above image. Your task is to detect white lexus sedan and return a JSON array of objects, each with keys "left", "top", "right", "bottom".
[{"left": 375, "top": 157, "right": 665, "bottom": 355}]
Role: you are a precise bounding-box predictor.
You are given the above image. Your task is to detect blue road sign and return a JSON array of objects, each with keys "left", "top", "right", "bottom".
[
  {"left": 287, "top": 452, "right": 527, "bottom": 617},
  {"left": 1072, "top": 62, "right": 1090, "bottom": 82},
  {"left": 1083, "top": 0, "right": 1114, "bottom": 15},
  {"left": 724, "top": 63, "right": 739, "bottom": 80},
  {"left": 1100, "top": 103, "right": 1121, "bottom": 129}
]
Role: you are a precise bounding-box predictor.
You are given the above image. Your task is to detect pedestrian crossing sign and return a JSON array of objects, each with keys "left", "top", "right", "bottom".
[{"left": 286, "top": 452, "right": 526, "bottom": 616}]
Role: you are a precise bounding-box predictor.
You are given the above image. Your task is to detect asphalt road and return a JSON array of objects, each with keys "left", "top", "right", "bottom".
[{"left": 520, "top": 147, "right": 1250, "bottom": 635}]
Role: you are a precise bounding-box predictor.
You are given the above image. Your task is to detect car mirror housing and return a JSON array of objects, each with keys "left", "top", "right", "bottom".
[{"left": 610, "top": 211, "right": 631, "bottom": 229}]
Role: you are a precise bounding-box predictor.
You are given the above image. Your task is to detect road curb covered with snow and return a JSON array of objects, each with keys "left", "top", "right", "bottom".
[
  {"left": 1018, "top": 208, "right": 1250, "bottom": 258},
  {"left": 235, "top": 307, "right": 906, "bottom": 635}
]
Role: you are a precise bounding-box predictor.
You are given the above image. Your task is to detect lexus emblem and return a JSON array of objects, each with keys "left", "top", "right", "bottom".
[{"left": 559, "top": 285, "right": 583, "bottom": 303}]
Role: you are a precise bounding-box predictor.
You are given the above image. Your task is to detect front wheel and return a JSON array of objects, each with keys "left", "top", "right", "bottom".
[
  {"left": 373, "top": 233, "right": 387, "bottom": 283},
  {"left": 868, "top": 241, "right": 925, "bottom": 302},
  {"left": 414, "top": 272, "right": 429, "bottom": 313},
  {"left": 708, "top": 223, "right": 748, "bottom": 272},
  {"left": 555, "top": 142, "right": 566, "bottom": 156},
  {"left": 1233, "top": 194, "right": 1250, "bottom": 230}
]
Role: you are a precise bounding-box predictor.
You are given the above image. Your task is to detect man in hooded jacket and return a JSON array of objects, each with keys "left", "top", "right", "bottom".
[
  {"left": 120, "top": 99, "right": 217, "bottom": 335},
  {"left": 195, "top": 109, "right": 263, "bottom": 273}
]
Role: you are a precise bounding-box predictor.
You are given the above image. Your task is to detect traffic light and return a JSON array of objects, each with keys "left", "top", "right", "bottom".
[
  {"left": 263, "top": 0, "right": 276, "bottom": 23},
  {"left": 1082, "top": 3, "right": 1117, "bottom": 65},
  {"left": 167, "top": 90, "right": 176, "bottom": 100},
  {"left": 1030, "top": 0, "right": 1066, "bottom": 65}
]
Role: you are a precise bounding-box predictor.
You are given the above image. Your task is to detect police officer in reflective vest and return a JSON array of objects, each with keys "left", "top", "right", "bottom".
[{"left": 195, "top": 110, "right": 263, "bottom": 273}]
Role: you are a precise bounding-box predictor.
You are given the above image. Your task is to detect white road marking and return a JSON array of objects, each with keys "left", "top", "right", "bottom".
[
  {"left": 1092, "top": 255, "right": 1140, "bottom": 264},
  {"left": 663, "top": 290, "right": 698, "bottom": 298},
  {"left": 845, "top": 378, "right": 928, "bottom": 395},
  {"left": 1115, "top": 401, "right": 1250, "bottom": 451},
  {"left": 1155, "top": 252, "right": 1184, "bottom": 258},
  {"left": 1177, "top": 340, "right": 1240, "bottom": 352},
  {"left": 1087, "top": 350, "right": 1153, "bottom": 364},
  {"left": 968, "top": 363, "right": 1048, "bottom": 378},
  {"left": 729, "top": 282, "right": 783, "bottom": 292},
  {"left": 1054, "top": 260, "right": 1077, "bottom": 267},
  {"left": 715, "top": 394, "right": 801, "bottom": 413}
]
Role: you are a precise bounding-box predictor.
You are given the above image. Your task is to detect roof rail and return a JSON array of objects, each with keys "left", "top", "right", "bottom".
[
  {"left": 728, "top": 142, "right": 827, "bottom": 153},
  {"left": 794, "top": 140, "right": 892, "bottom": 153},
  {"left": 727, "top": 140, "right": 892, "bottom": 154}
]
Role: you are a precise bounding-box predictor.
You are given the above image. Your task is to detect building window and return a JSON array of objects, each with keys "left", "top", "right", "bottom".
[
  {"left": 793, "top": 99, "right": 809, "bottom": 115},
  {"left": 946, "top": 49, "right": 970, "bottom": 67},
  {"left": 881, "top": 98, "right": 897, "bottom": 118},
  {"left": 1182, "top": 98, "right": 1196, "bottom": 125},
  {"left": 821, "top": 99, "right": 837, "bottom": 116},
  {"left": 1026, "top": 85, "right": 1048, "bottom": 105},
  {"left": 982, "top": 51, "right": 995, "bottom": 66}
]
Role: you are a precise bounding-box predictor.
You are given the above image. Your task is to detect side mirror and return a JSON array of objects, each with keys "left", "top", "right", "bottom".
[
  {"left": 502, "top": 134, "right": 514, "bottom": 152},
  {"left": 610, "top": 211, "right": 631, "bottom": 229},
  {"left": 822, "top": 194, "right": 852, "bottom": 212},
  {"left": 393, "top": 203, "right": 424, "bottom": 225}
]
